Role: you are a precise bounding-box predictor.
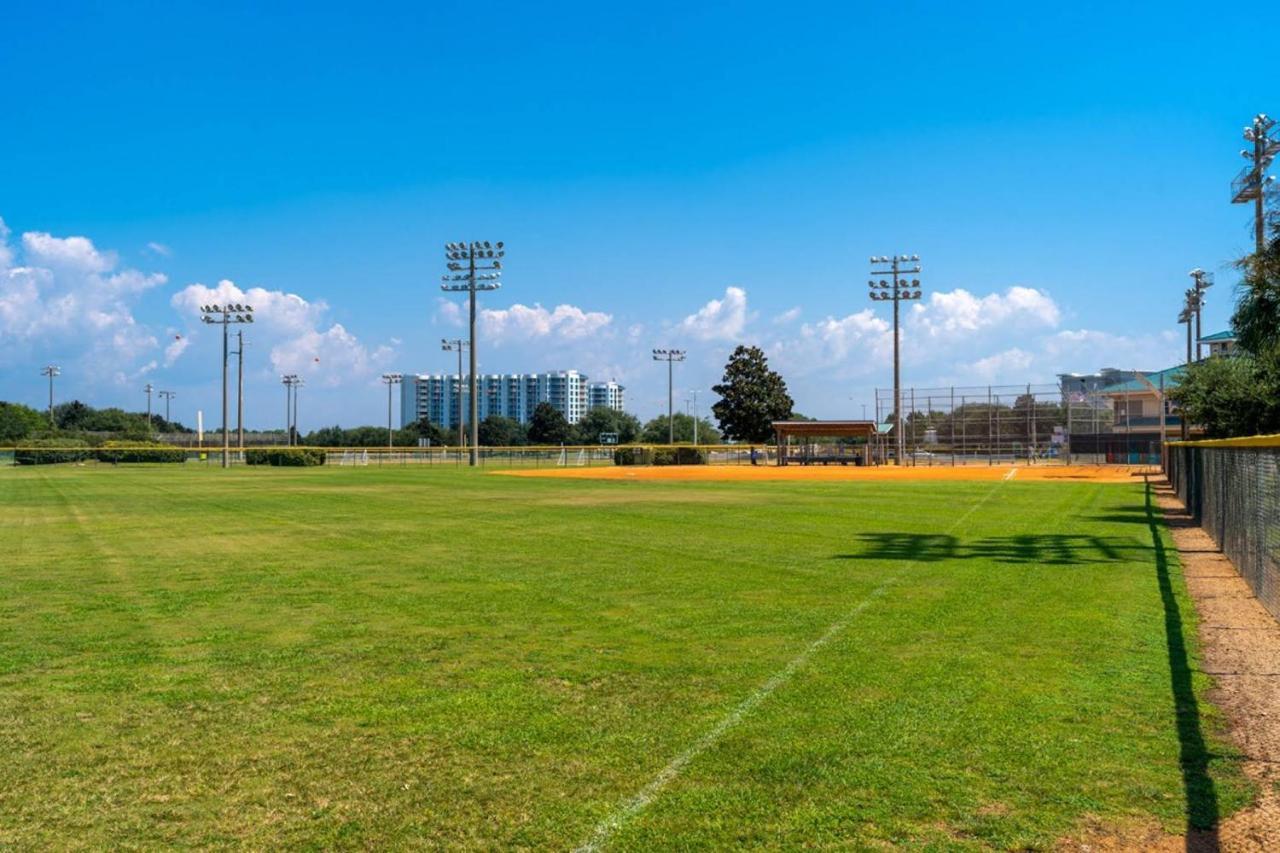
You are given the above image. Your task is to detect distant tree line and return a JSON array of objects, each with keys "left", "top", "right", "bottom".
[{"left": 0, "top": 399, "right": 191, "bottom": 445}]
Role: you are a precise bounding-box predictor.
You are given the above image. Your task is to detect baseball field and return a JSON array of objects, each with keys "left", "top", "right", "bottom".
[{"left": 0, "top": 464, "right": 1249, "bottom": 848}]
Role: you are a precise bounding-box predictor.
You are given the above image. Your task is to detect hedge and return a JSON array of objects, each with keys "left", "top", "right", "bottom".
[
  {"left": 613, "top": 446, "right": 707, "bottom": 466},
  {"left": 244, "top": 447, "right": 327, "bottom": 467},
  {"left": 95, "top": 441, "right": 186, "bottom": 464},
  {"left": 15, "top": 439, "right": 92, "bottom": 466}
]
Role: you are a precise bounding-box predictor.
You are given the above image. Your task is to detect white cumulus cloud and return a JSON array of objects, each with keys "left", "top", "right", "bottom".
[
  {"left": 171, "top": 279, "right": 395, "bottom": 387},
  {"left": 0, "top": 217, "right": 167, "bottom": 380},
  {"left": 677, "top": 286, "right": 750, "bottom": 341},
  {"left": 480, "top": 302, "right": 613, "bottom": 343}
]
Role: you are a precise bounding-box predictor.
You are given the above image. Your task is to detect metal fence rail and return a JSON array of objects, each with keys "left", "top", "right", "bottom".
[{"left": 1167, "top": 438, "right": 1280, "bottom": 620}]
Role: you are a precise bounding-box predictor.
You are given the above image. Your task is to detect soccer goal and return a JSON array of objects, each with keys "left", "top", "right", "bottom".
[{"left": 340, "top": 450, "right": 369, "bottom": 466}]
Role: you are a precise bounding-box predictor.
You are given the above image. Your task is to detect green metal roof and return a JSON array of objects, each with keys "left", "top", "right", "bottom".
[
  {"left": 1198, "top": 329, "right": 1237, "bottom": 342},
  {"left": 1098, "top": 365, "right": 1186, "bottom": 395}
]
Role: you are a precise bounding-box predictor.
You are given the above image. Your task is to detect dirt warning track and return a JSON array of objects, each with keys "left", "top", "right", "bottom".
[{"left": 502, "top": 464, "right": 1154, "bottom": 484}]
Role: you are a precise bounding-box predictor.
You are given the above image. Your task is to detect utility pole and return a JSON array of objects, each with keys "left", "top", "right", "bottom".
[
  {"left": 441, "top": 339, "right": 470, "bottom": 447},
  {"left": 1234, "top": 114, "right": 1278, "bottom": 255},
  {"left": 159, "top": 390, "right": 176, "bottom": 425},
  {"left": 441, "top": 241, "right": 504, "bottom": 466},
  {"left": 144, "top": 383, "right": 154, "bottom": 432},
  {"left": 40, "top": 365, "right": 60, "bottom": 428},
  {"left": 1188, "top": 269, "right": 1214, "bottom": 360},
  {"left": 687, "top": 390, "right": 700, "bottom": 445},
  {"left": 868, "top": 254, "right": 923, "bottom": 465},
  {"left": 282, "top": 374, "right": 302, "bottom": 445},
  {"left": 200, "top": 303, "right": 254, "bottom": 468},
  {"left": 231, "top": 330, "right": 246, "bottom": 449},
  {"left": 382, "top": 373, "right": 403, "bottom": 448},
  {"left": 1177, "top": 290, "right": 1200, "bottom": 440},
  {"left": 652, "top": 349, "right": 686, "bottom": 444}
]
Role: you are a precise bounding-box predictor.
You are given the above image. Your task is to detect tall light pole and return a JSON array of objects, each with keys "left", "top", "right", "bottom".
[
  {"left": 687, "top": 389, "right": 700, "bottom": 445},
  {"left": 144, "top": 383, "right": 154, "bottom": 432},
  {"left": 40, "top": 365, "right": 60, "bottom": 428},
  {"left": 231, "top": 330, "right": 247, "bottom": 449},
  {"left": 1188, "top": 269, "right": 1214, "bottom": 360},
  {"left": 200, "top": 303, "right": 254, "bottom": 468},
  {"left": 1178, "top": 290, "right": 1200, "bottom": 440},
  {"left": 1234, "top": 114, "right": 1278, "bottom": 254},
  {"left": 652, "top": 349, "right": 686, "bottom": 444},
  {"left": 159, "top": 390, "right": 176, "bottom": 425},
  {"left": 869, "top": 254, "right": 922, "bottom": 465},
  {"left": 441, "top": 241, "right": 504, "bottom": 466},
  {"left": 382, "top": 373, "right": 403, "bottom": 448},
  {"left": 282, "top": 374, "right": 302, "bottom": 445},
  {"left": 441, "top": 338, "right": 470, "bottom": 447}
]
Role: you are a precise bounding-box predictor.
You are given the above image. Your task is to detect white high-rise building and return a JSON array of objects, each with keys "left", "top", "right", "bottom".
[{"left": 400, "top": 370, "right": 624, "bottom": 428}]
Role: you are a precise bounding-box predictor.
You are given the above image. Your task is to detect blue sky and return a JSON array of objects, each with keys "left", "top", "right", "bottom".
[{"left": 0, "top": 1, "right": 1272, "bottom": 429}]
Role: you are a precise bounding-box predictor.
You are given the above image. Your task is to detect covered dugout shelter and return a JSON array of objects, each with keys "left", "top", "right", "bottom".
[{"left": 772, "top": 420, "right": 879, "bottom": 466}]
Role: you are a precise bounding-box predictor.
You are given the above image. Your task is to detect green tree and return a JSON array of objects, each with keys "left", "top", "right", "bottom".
[
  {"left": 573, "top": 406, "right": 642, "bottom": 445},
  {"left": 1170, "top": 218, "right": 1280, "bottom": 438},
  {"left": 640, "top": 412, "right": 721, "bottom": 444},
  {"left": 1232, "top": 216, "right": 1280, "bottom": 359},
  {"left": 0, "top": 402, "right": 46, "bottom": 443},
  {"left": 527, "top": 403, "right": 572, "bottom": 445},
  {"left": 1169, "top": 353, "right": 1280, "bottom": 438},
  {"left": 478, "top": 415, "right": 528, "bottom": 446},
  {"left": 710, "top": 345, "right": 794, "bottom": 442}
]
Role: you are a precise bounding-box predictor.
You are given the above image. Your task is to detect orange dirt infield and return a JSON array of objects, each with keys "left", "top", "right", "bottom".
[{"left": 501, "top": 464, "right": 1156, "bottom": 484}]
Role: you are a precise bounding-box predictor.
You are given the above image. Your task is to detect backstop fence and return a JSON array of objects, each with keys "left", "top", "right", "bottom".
[
  {"left": 1167, "top": 437, "right": 1280, "bottom": 620},
  {"left": 873, "top": 381, "right": 1167, "bottom": 466}
]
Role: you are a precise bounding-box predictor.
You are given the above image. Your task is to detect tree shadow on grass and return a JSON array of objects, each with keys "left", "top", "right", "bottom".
[
  {"left": 834, "top": 533, "right": 1139, "bottom": 565},
  {"left": 1145, "top": 478, "right": 1222, "bottom": 842}
]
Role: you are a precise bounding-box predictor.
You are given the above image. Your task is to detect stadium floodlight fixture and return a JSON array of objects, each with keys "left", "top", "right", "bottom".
[
  {"left": 441, "top": 338, "right": 471, "bottom": 446},
  {"left": 1233, "top": 113, "right": 1279, "bottom": 253},
  {"left": 281, "top": 374, "right": 304, "bottom": 446},
  {"left": 40, "top": 365, "right": 61, "bottom": 427},
  {"left": 158, "top": 390, "right": 177, "bottom": 424},
  {"left": 381, "top": 372, "right": 404, "bottom": 449},
  {"left": 439, "top": 241, "right": 503, "bottom": 466},
  {"left": 868, "top": 253, "right": 924, "bottom": 466},
  {"left": 652, "top": 348, "right": 687, "bottom": 444},
  {"left": 1189, "top": 268, "right": 1214, "bottom": 359},
  {"left": 199, "top": 302, "right": 254, "bottom": 467}
]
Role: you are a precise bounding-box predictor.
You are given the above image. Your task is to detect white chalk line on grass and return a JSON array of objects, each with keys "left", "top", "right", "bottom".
[{"left": 574, "top": 480, "right": 1009, "bottom": 852}]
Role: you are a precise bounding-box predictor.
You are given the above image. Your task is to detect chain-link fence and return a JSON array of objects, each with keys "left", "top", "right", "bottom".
[
  {"left": 1167, "top": 440, "right": 1280, "bottom": 620},
  {"left": 873, "top": 382, "right": 1165, "bottom": 465}
]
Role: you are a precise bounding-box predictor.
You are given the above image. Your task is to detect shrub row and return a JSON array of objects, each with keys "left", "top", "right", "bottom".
[
  {"left": 244, "top": 448, "right": 327, "bottom": 467},
  {"left": 613, "top": 447, "right": 708, "bottom": 466},
  {"left": 15, "top": 439, "right": 189, "bottom": 465}
]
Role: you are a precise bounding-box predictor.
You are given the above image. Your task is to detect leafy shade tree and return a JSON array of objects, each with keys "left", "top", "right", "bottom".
[
  {"left": 1169, "top": 352, "right": 1280, "bottom": 439},
  {"left": 711, "top": 345, "right": 794, "bottom": 442},
  {"left": 1232, "top": 214, "right": 1280, "bottom": 359},
  {"left": 478, "top": 415, "right": 528, "bottom": 447},
  {"left": 0, "top": 402, "right": 47, "bottom": 443},
  {"left": 1170, "top": 218, "right": 1280, "bottom": 438},
  {"left": 573, "top": 406, "right": 642, "bottom": 445},
  {"left": 527, "top": 403, "right": 572, "bottom": 445},
  {"left": 640, "top": 412, "right": 721, "bottom": 444}
]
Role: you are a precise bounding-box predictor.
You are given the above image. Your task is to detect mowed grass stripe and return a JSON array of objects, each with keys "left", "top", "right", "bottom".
[{"left": 0, "top": 466, "right": 1250, "bottom": 848}]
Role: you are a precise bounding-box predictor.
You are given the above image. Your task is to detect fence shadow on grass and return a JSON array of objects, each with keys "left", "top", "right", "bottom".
[
  {"left": 1145, "top": 478, "right": 1222, "bottom": 843},
  {"left": 835, "top": 533, "right": 1139, "bottom": 565}
]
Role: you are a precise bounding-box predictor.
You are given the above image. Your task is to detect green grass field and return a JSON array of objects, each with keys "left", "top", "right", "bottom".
[{"left": 0, "top": 465, "right": 1250, "bottom": 848}]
